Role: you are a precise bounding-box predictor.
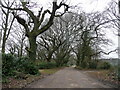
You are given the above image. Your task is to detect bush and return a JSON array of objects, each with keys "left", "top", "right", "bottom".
[
  {"left": 2, "top": 54, "right": 16, "bottom": 77},
  {"left": 2, "top": 54, "right": 40, "bottom": 78},
  {"left": 113, "top": 66, "right": 120, "bottom": 81},
  {"left": 97, "top": 61, "right": 111, "bottom": 69},
  {"left": 89, "top": 61, "right": 98, "bottom": 69},
  {"left": 106, "top": 66, "right": 120, "bottom": 81},
  {"left": 38, "top": 62, "right": 57, "bottom": 69},
  {"left": 80, "top": 61, "right": 88, "bottom": 68},
  {"left": 117, "top": 66, "right": 120, "bottom": 81},
  {"left": 15, "top": 56, "right": 29, "bottom": 72},
  {"left": 2, "top": 77, "right": 9, "bottom": 84},
  {"left": 116, "top": 66, "right": 120, "bottom": 81},
  {"left": 16, "top": 57, "right": 40, "bottom": 75},
  {"left": 24, "top": 63, "right": 40, "bottom": 75}
]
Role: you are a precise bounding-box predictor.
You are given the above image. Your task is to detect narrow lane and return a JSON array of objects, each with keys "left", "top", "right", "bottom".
[{"left": 26, "top": 67, "right": 111, "bottom": 88}]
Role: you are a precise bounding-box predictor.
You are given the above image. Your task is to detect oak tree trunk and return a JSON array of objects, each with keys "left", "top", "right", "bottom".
[
  {"left": 2, "top": 37, "right": 6, "bottom": 54},
  {"left": 28, "top": 36, "right": 37, "bottom": 61}
]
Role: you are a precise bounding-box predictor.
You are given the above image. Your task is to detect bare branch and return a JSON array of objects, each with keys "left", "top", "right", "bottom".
[{"left": 91, "top": 49, "right": 118, "bottom": 56}]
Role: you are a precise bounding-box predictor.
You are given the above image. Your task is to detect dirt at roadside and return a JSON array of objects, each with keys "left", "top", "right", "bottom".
[{"left": 84, "top": 70, "right": 119, "bottom": 88}]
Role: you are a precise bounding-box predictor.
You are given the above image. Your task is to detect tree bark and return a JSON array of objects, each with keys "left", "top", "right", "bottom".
[
  {"left": 20, "top": 39, "right": 24, "bottom": 57},
  {"left": 2, "top": 36, "right": 6, "bottom": 53},
  {"left": 20, "top": 45, "right": 23, "bottom": 57},
  {"left": 28, "top": 36, "right": 37, "bottom": 61}
]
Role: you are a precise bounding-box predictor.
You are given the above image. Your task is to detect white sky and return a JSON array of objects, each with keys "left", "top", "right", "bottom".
[
  {"left": 21, "top": 0, "right": 118, "bottom": 58},
  {"left": 1, "top": 0, "right": 118, "bottom": 58},
  {"left": 31, "top": 0, "right": 114, "bottom": 12},
  {"left": 34, "top": 0, "right": 118, "bottom": 58}
]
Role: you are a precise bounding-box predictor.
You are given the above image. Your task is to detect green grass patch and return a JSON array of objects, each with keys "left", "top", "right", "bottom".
[{"left": 40, "top": 67, "right": 62, "bottom": 75}]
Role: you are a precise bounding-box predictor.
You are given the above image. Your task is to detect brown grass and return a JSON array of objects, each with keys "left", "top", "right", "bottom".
[{"left": 86, "top": 70, "right": 119, "bottom": 87}]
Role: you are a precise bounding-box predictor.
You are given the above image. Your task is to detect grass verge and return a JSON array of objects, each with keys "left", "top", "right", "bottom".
[{"left": 40, "top": 67, "right": 63, "bottom": 75}]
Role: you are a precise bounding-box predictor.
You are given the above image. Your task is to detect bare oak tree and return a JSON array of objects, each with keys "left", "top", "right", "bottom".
[{"left": 0, "top": 0, "right": 69, "bottom": 61}]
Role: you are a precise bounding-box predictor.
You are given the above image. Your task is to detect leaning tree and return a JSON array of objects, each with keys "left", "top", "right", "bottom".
[{"left": 0, "top": 0, "right": 69, "bottom": 61}]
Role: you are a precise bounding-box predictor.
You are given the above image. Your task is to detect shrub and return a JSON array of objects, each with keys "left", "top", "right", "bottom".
[
  {"left": 115, "top": 66, "right": 120, "bottom": 81},
  {"left": 80, "top": 61, "right": 88, "bottom": 68},
  {"left": 24, "top": 63, "right": 40, "bottom": 75},
  {"left": 113, "top": 66, "right": 120, "bottom": 81},
  {"left": 15, "top": 56, "right": 29, "bottom": 72},
  {"left": 2, "top": 54, "right": 40, "bottom": 77},
  {"left": 75, "top": 66, "right": 83, "bottom": 70},
  {"left": 2, "top": 54, "right": 16, "bottom": 77},
  {"left": 107, "top": 66, "right": 120, "bottom": 81},
  {"left": 38, "top": 62, "right": 57, "bottom": 69},
  {"left": 117, "top": 66, "right": 120, "bottom": 81},
  {"left": 89, "top": 61, "right": 98, "bottom": 69},
  {"left": 16, "top": 57, "right": 40, "bottom": 75},
  {"left": 97, "top": 61, "right": 111, "bottom": 69},
  {"left": 2, "top": 77, "right": 9, "bottom": 84}
]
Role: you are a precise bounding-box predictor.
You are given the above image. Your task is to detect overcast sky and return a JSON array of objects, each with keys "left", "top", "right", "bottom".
[
  {"left": 1, "top": 0, "right": 118, "bottom": 58},
  {"left": 23, "top": 0, "right": 118, "bottom": 58},
  {"left": 31, "top": 0, "right": 113, "bottom": 12},
  {"left": 33, "top": 0, "right": 118, "bottom": 58}
]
